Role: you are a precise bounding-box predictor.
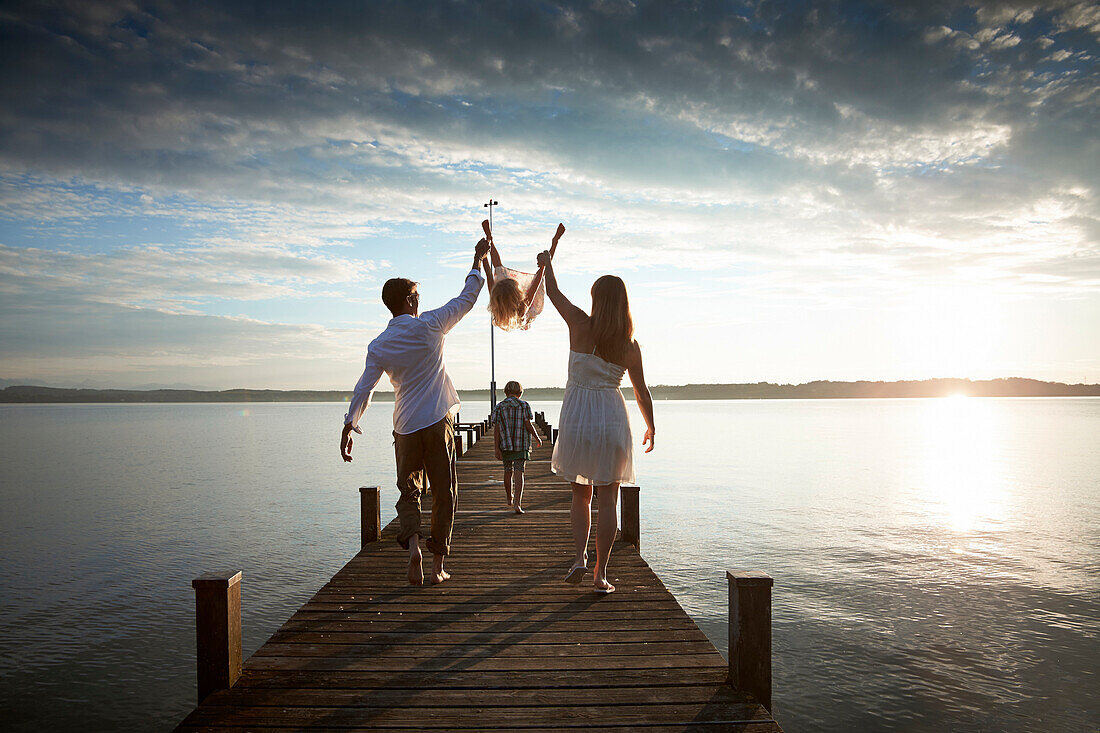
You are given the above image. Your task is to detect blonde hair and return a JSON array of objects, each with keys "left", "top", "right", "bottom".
[
  {"left": 489, "top": 277, "right": 527, "bottom": 330},
  {"left": 504, "top": 380, "right": 522, "bottom": 396},
  {"left": 590, "top": 275, "right": 634, "bottom": 364}
]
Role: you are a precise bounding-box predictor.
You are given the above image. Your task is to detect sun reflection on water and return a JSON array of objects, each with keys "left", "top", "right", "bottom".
[{"left": 920, "top": 396, "right": 1007, "bottom": 533}]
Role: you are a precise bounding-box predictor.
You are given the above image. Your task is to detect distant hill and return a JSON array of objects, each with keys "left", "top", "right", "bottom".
[{"left": 1, "top": 378, "right": 1097, "bottom": 403}]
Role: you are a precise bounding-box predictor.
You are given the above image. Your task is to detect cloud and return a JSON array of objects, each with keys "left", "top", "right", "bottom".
[{"left": 0, "top": 1, "right": 1097, "bottom": 386}]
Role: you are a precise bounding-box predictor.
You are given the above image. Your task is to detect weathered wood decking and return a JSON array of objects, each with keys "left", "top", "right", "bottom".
[{"left": 177, "top": 416, "right": 781, "bottom": 731}]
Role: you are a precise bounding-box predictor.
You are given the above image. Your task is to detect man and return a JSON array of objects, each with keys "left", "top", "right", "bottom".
[
  {"left": 492, "top": 380, "right": 542, "bottom": 514},
  {"left": 341, "top": 238, "right": 490, "bottom": 585}
]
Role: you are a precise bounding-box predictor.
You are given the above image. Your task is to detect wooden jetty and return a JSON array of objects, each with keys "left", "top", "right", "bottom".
[{"left": 178, "top": 412, "right": 781, "bottom": 731}]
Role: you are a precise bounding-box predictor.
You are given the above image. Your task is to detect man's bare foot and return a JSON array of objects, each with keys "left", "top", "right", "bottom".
[
  {"left": 407, "top": 546, "right": 424, "bottom": 586},
  {"left": 430, "top": 555, "right": 448, "bottom": 585},
  {"left": 594, "top": 578, "right": 616, "bottom": 594},
  {"left": 513, "top": 505, "right": 525, "bottom": 514}
]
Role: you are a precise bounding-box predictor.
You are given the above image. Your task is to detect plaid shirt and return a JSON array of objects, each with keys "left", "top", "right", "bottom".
[{"left": 492, "top": 396, "right": 533, "bottom": 452}]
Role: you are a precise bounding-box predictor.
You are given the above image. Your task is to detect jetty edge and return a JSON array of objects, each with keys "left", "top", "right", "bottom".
[{"left": 176, "top": 411, "right": 782, "bottom": 731}]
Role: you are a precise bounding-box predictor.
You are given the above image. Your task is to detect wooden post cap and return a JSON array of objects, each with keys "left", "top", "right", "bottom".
[
  {"left": 192, "top": 571, "right": 242, "bottom": 589},
  {"left": 727, "top": 571, "right": 774, "bottom": 587}
]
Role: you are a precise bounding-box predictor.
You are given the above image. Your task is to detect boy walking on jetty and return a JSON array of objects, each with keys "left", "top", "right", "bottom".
[{"left": 492, "top": 381, "right": 542, "bottom": 514}]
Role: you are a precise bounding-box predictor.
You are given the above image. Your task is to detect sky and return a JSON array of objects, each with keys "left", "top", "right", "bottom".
[{"left": 0, "top": 0, "right": 1097, "bottom": 390}]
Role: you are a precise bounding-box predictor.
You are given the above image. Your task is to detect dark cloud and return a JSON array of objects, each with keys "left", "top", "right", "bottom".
[{"left": 1, "top": 1, "right": 1095, "bottom": 196}]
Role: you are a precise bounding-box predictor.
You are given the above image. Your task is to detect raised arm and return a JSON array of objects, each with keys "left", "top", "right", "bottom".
[
  {"left": 482, "top": 220, "right": 504, "bottom": 269},
  {"left": 537, "top": 250, "right": 588, "bottom": 328},
  {"left": 481, "top": 256, "right": 495, "bottom": 291},
  {"left": 625, "top": 341, "right": 655, "bottom": 453},
  {"left": 421, "top": 239, "right": 490, "bottom": 333},
  {"left": 524, "top": 223, "right": 565, "bottom": 303}
]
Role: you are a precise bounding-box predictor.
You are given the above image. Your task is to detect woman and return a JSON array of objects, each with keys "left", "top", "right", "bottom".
[{"left": 538, "top": 250, "right": 655, "bottom": 593}]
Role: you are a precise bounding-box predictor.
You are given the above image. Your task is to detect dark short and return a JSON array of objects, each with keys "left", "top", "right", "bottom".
[{"left": 502, "top": 449, "right": 528, "bottom": 473}]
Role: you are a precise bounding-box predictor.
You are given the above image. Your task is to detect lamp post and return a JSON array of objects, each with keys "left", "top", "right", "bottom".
[{"left": 484, "top": 198, "right": 499, "bottom": 411}]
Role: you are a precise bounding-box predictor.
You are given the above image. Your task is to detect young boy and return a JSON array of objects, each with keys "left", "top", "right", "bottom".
[{"left": 492, "top": 381, "right": 543, "bottom": 514}]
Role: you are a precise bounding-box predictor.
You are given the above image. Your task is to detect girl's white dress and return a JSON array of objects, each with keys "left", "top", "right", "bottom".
[
  {"left": 551, "top": 349, "right": 635, "bottom": 486},
  {"left": 493, "top": 266, "right": 546, "bottom": 330}
]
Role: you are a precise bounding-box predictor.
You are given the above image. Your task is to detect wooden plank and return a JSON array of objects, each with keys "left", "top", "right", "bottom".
[
  {"left": 278, "top": 618, "right": 703, "bottom": 633},
  {"left": 233, "top": 667, "right": 734, "bottom": 689},
  {"left": 251, "top": 641, "right": 720, "bottom": 657},
  {"left": 201, "top": 685, "right": 755, "bottom": 707},
  {"left": 244, "top": 654, "right": 727, "bottom": 672},
  {"left": 267, "top": 628, "right": 711, "bottom": 644},
  {"left": 180, "top": 702, "right": 770, "bottom": 727},
  {"left": 180, "top": 726, "right": 782, "bottom": 732}
]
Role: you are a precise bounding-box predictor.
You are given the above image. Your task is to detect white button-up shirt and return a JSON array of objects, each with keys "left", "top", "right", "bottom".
[{"left": 344, "top": 268, "right": 485, "bottom": 435}]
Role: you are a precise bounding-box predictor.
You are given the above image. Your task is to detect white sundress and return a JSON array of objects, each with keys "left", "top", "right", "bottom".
[
  {"left": 551, "top": 349, "right": 636, "bottom": 486},
  {"left": 493, "top": 265, "right": 546, "bottom": 331}
]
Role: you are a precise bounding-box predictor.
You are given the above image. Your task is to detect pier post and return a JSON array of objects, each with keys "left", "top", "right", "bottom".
[
  {"left": 192, "top": 571, "right": 242, "bottom": 703},
  {"left": 359, "top": 486, "right": 381, "bottom": 545},
  {"left": 726, "top": 571, "right": 773, "bottom": 711},
  {"left": 455, "top": 431, "right": 464, "bottom": 456},
  {"left": 552, "top": 428, "right": 558, "bottom": 444},
  {"left": 620, "top": 485, "right": 640, "bottom": 548}
]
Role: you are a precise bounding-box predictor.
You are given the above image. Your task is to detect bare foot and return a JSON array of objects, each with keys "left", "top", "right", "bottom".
[
  {"left": 407, "top": 547, "right": 424, "bottom": 586},
  {"left": 431, "top": 555, "right": 449, "bottom": 585},
  {"left": 594, "top": 579, "right": 616, "bottom": 594},
  {"left": 564, "top": 556, "right": 587, "bottom": 584},
  {"left": 513, "top": 505, "right": 525, "bottom": 514}
]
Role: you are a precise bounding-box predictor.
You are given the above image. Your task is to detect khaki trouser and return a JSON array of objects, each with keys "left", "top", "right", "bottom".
[{"left": 393, "top": 415, "right": 457, "bottom": 556}]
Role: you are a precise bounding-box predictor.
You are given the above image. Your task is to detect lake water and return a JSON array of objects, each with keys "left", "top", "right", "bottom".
[{"left": 0, "top": 398, "right": 1097, "bottom": 731}]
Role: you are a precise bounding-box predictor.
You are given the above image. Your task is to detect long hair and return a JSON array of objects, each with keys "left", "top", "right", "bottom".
[
  {"left": 489, "top": 277, "right": 527, "bottom": 330},
  {"left": 590, "top": 275, "right": 633, "bottom": 364}
]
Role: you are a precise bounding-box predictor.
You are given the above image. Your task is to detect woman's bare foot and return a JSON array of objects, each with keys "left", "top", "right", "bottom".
[
  {"left": 513, "top": 505, "right": 525, "bottom": 514},
  {"left": 564, "top": 553, "right": 588, "bottom": 584},
  {"left": 407, "top": 545, "right": 424, "bottom": 586},
  {"left": 594, "top": 578, "right": 616, "bottom": 594}
]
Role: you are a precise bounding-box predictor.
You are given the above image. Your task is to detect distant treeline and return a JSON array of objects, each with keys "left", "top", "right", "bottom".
[{"left": 2, "top": 378, "right": 1097, "bottom": 403}]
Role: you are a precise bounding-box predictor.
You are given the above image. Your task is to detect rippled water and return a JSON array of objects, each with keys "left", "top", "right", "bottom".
[{"left": 0, "top": 399, "right": 1097, "bottom": 731}]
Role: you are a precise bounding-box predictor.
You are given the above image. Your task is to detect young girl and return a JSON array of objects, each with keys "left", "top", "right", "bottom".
[
  {"left": 537, "top": 250, "right": 656, "bottom": 594},
  {"left": 481, "top": 221, "right": 565, "bottom": 331}
]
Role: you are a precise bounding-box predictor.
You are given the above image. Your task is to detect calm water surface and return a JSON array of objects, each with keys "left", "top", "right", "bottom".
[{"left": 0, "top": 398, "right": 1097, "bottom": 731}]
